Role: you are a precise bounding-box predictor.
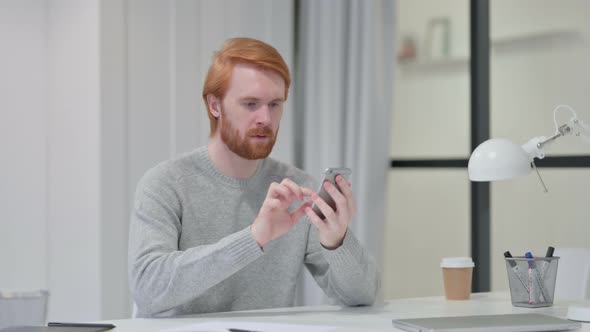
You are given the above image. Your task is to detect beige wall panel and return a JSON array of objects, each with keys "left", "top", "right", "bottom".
[{"left": 384, "top": 169, "right": 470, "bottom": 299}]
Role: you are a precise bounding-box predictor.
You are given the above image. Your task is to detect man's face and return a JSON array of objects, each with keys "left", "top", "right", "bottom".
[{"left": 218, "top": 63, "right": 285, "bottom": 160}]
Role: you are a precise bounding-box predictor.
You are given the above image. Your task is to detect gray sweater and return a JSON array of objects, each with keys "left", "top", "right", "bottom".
[{"left": 128, "top": 146, "right": 379, "bottom": 317}]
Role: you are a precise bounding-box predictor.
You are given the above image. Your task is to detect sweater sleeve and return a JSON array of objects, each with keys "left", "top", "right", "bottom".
[
  {"left": 128, "top": 169, "right": 263, "bottom": 317},
  {"left": 303, "top": 223, "right": 380, "bottom": 306}
]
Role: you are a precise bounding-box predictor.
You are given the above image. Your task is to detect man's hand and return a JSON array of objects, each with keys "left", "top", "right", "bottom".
[
  {"left": 251, "top": 179, "right": 315, "bottom": 248},
  {"left": 305, "top": 175, "right": 356, "bottom": 249}
]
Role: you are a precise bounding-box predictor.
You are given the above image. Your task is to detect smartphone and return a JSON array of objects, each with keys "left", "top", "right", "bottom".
[{"left": 311, "top": 167, "right": 352, "bottom": 220}]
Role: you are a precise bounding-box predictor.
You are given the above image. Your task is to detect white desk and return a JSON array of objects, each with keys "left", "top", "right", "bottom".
[{"left": 104, "top": 292, "right": 589, "bottom": 331}]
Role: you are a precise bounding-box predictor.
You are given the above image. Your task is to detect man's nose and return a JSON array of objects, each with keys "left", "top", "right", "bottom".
[{"left": 255, "top": 106, "right": 272, "bottom": 125}]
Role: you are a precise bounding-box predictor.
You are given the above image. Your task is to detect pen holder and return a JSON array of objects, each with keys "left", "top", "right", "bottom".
[{"left": 505, "top": 256, "right": 559, "bottom": 308}]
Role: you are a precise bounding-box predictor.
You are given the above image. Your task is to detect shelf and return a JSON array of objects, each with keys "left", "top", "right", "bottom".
[
  {"left": 491, "top": 29, "right": 583, "bottom": 52},
  {"left": 491, "top": 29, "right": 580, "bottom": 46},
  {"left": 398, "top": 55, "right": 469, "bottom": 72},
  {"left": 397, "top": 29, "right": 583, "bottom": 70}
]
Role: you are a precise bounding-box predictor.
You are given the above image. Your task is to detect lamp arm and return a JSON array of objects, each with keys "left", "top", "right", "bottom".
[
  {"left": 518, "top": 105, "right": 588, "bottom": 193},
  {"left": 523, "top": 105, "right": 590, "bottom": 161},
  {"left": 552, "top": 104, "right": 590, "bottom": 144},
  {"left": 535, "top": 124, "right": 573, "bottom": 151},
  {"left": 523, "top": 125, "right": 573, "bottom": 161},
  {"left": 541, "top": 124, "right": 572, "bottom": 146},
  {"left": 522, "top": 136, "right": 548, "bottom": 160}
]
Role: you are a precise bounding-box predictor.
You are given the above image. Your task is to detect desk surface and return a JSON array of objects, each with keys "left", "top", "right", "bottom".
[{"left": 105, "top": 292, "right": 589, "bottom": 331}]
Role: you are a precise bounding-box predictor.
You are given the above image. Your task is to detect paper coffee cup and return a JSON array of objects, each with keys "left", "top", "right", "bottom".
[{"left": 441, "top": 257, "right": 474, "bottom": 300}]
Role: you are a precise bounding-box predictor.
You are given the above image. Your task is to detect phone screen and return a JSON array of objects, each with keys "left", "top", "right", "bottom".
[{"left": 311, "top": 167, "right": 352, "bottom": 219}]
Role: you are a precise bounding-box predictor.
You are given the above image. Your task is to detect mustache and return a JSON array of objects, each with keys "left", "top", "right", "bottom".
[{"left": 247, "top": 127, "right": 274, "bottom": 137}]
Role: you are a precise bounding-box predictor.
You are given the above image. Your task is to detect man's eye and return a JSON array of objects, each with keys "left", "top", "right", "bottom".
[
  {"left": 244, "top": 102, "right": 257, "bottom": 109},
  {"left": 269, "top": 102, "right": 279, "bottom": 108}
]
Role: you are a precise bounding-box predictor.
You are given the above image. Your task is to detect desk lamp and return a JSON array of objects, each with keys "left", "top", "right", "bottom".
[
  {"left": 468, "top": 105, "right": 590, "bottom": 322},
  {"left": 468, "top": 105, "right": 590, "bottom": 192}
]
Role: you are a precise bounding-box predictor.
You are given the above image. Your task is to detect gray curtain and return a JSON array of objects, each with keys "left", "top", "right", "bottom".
[{"left": 295, "top": 0, "right": 396, "bottom": 305}]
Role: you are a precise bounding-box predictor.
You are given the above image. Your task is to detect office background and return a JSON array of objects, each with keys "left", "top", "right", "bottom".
[
  {"left": 1, "top": 0, "right": 589, "bottom": 323},
  {"left": 385, "top": 0, "right": 590, "bottom": 299}
]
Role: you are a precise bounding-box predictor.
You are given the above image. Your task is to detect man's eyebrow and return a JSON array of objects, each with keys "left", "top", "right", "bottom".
[
  {"left": 238, "top": 97, "right": 285, "bottom": 102},
  {"left": 239, "top": 96, "right": 261, "bottom": 101}
]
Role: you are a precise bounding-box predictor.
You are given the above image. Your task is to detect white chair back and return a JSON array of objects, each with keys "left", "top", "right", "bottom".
[
  {"left": 554, "top": 247, "right": 590, "bottom": 301},
  {"left": 0, "top": 290, "right": 49, "bottom": 329}
]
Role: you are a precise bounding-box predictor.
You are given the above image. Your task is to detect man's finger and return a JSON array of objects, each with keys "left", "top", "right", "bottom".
[
  {"left": 281, "top": 178, "right": 304, "bottom": 201},
  {"left": 290, "top": 200, "right": 313, "bottom": 223},
  {"left": 305, "top": 206, "right": 328, "bottom": 231},
  {"left": 301, "top": 187, "right": 316, "bottom": 197},
  {"left": 336, "top": 176, "right": 357, "bottom": 216},
  {"left": 269, "top": 182, "right": 294, "bottom": 202},
  {"left": 312, "top": 194, "right": 337, "bottom": 222},
  {"left": 267, "top": 198, "right": 282, "bottom": 210},
  {"left": 323, "top": 181, "right": 347, "bottom": 221},
  {"left": 335, "top": 176, "right": 353, "bottom": 199}
]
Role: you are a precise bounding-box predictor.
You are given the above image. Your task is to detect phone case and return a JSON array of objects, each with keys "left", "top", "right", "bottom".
[{"left": 311, "top": 167, "right": 352, "bottom": 220}]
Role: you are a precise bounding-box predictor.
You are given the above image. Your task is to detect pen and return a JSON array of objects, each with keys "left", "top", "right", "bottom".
[
  {"left": 504, "top": 251, "right": 529, "bottom": 294},
  {"left": 48, "top": 322, "right": 116, "bottom": 330},
  {"left": 545, "top": 246, "right": 555, "bottom": 257},
  {"left": 228, "top": 329, "right": 261, "bottom": 332},
  {"left": 525, "top": 252, "right": 551, "bottom": 304},
  {"left": 541, "top": 246, "right": 555, "bottom": 279},
  {"left": 525, "top": 252, "right": 536, "bottom": 304}
]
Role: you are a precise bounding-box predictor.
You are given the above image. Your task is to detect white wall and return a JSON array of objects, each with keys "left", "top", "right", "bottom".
[
  {"left": 100, "top": 0, "right": 129, "bottom": 319},
  {"left": 46, "top": 0, "right": 102, "bottom": 321},
  {"left": 1, "top": 0, "right": 103, "bottom": 321},
  {"left": 1, "top": 0, "right": 294, "bottom": 321},
  {"left": 0, "top": 0, "right": 49, "bottom": 294}
]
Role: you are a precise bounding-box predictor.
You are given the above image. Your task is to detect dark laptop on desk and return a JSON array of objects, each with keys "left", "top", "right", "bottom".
[{"left": 393, "top": 313, "right": 581, "bottom": 332}]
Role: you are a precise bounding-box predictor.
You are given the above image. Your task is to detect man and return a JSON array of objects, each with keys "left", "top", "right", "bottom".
[{"left": 128, "top": 37, "right": 379, "bottom": 318}]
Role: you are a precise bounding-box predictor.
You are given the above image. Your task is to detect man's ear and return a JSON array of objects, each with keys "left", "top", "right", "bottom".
[{"left": 207, "top": 95, "right": 221, "bottom": 118}]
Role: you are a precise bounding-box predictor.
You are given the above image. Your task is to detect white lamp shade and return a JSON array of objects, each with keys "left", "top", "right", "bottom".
[{"left": 468, "top": 138, "right": 532, "bottom": 181}]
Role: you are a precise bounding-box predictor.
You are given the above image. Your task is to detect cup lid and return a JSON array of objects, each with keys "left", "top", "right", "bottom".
[{"left": 441, "top": 257, "right": 474, "bottom": 268}]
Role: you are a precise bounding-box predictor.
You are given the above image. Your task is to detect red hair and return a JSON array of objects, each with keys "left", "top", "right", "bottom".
[{"left": 202, "top": 37, "right": 291, "bottom": 136}]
